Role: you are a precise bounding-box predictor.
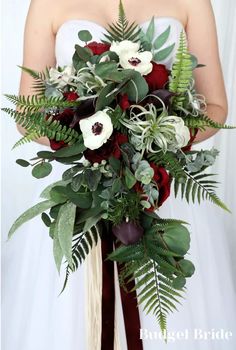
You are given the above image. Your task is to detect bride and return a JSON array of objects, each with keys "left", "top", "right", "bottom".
[{"left": 2, "top": 0, "right": 236, "bottom": 349}]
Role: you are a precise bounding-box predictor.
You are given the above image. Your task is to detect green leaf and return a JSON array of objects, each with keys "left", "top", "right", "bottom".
[
  {"left": 66, "top": 185, "right": 93, "bottom": 208},
  {"left": 146, "top": 17, "right": 155, "bottom": 42},
  {"left": 50, "top": 186, "right": 68, "bottom": 204},
  {"left": 95, "top": 82, "right": 117, "bottom": 111},
  {"left": 163, "top": 224, "right": 190, "bottom": 256},
  {"left": 41, "top": 212, "right": 51, "bottom": 227},
  {"left": 37, "top": 151, "right": 55, "bottom": 159},
  {"left": 71, "top": 173, "right": 84, "bottom": 192},
  {"left": 8, "top": 200, "right": 57, "bottom": 239},
  {"left": 95, "top": 62, "right": 119, "bottom": 79},
  {"left": 178, "top": 259, "right": 195, "bottom": 278},
  {"left": 84, "top": 169, "right": 102, "bottom": 191},
  {"left": 154, "top": 43, "right": 175, "bottom": 61},
  {"left": 53, "top": 141, "right": 86, "bottom": 158},
  {"left": 109, "top": 157, "right": 121, "bottom": 175},
  {"left": 153, "top": 26, "right": 171, "bottom": 50},
  {"left": 78, "top": 30, "right": 93, "bottom": 42},
  {"left": 121, "top": 71, "right": 149, "bottom": 102},
  {"left": 56, "top": 202, "right": 76, "bottom": 267},
  {"left": 75, "top": 44, "right": 93, "bottom": 61},
  {"left": 62, "top": 165, "right": 83, "bottom": 181},
  {"left": 112, "top": 178, "right": 122, "bottom": 193},
  {"left": 124, "top": 167, "right": 137, "bottom": 189},
  {"left": 172, "top": 276, "right": 186, "bottom": 289},
  {"left": 16, "top": 159, "right": 30, "bottom": 167},
  {"left": 40, "top": 180, "right": 71, "bottom": 199},
  {"left": 53, "top": 228, "right": 64, "bottom": 274},
  {"left": 32, "top": 162, "right": 52, "bottom": 179}
]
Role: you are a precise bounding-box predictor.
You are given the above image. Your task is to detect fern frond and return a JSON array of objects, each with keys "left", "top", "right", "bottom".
[
  {"left": 3, "top": 94, "right": 78, "bottom": 113},
  {"left": 174, "top": 170, "right": 231, "bottom": 212},
  {"left": 147, "top": 151, "right": 186, "bottom": 179},
  {"left": 169, "top": 31, "right": 193, "bottom": 109},
  {"left": 18, "top": 65, "right": 49, "bottom": 96},
  {"left": 184, "top": 115, "right": 235, "bottom": 130},
  {"left": 2, "top": 108, "right": 81, "bottom": 145},
  {"left": 60, "top": 225, "right": 101, "bottom": 293},
  {"left": 103, "top": 1, "right": 140, "bottom": 43}
]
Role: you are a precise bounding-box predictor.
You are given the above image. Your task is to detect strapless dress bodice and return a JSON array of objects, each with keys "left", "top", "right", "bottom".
[{"left": 55, "top": 17, "right": 185, "bottom": 69}]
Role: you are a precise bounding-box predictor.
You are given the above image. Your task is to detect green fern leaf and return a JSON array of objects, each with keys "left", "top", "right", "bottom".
[{"left": 169, "top": 31, "right": 193, "bottom": 109}]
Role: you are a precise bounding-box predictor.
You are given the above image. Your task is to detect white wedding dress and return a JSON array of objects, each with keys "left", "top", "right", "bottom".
[{"left": 2, "top": 18, "right": 236, "bottom": 350}]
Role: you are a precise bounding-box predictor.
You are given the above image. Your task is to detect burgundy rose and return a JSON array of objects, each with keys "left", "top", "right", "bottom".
[
  {"left": 119, "top": 94, "right": 130, "bottom": 110},
  {"left": 150, "top": 162, "right": 171, "bottom": 207},
  {"left": 48, "top": 108, "right": 76, "bottom": 151},
  {"left": 144, "top": 63, "right": 169, "bottom": 91},
  {"left": 85, "top": 41, "right": 111, "bottom": 55},
  {"left": 84, "top": 132, "right": 128, "bottom": 163},
  {"left": 63, "top": 91, "right": 79, "bottom": 101}
]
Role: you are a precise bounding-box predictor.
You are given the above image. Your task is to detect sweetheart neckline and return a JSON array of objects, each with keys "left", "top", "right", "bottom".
[{"left": 55, "top": 16, "right": 185, "bottom": 38}]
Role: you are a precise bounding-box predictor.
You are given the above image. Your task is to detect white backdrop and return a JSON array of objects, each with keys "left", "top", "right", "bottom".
[{"left": 1, "top": 0, "right": 236, "bottom": 329}]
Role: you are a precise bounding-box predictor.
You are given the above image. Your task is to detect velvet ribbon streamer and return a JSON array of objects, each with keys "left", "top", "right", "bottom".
[{"left": 101, "top": 223, "right": 143, "bottom": 350}]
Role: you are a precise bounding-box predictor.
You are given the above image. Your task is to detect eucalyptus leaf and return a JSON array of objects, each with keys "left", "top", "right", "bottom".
[
  {"left": 40, "top": 180, "right": 71, "bottom": 199},
  {"left": 154, "top": 43, "right": 175, "bottom": 61},
  {"left": 78, "top": 30, "right": 93, "bottom": 42},
  {"left": 62, "top": 165, "right": 83, "bottom": 181},
  {"left": 8, "top": 200, "right": 57, "bottom": 239},
  {"left": 50, "top": 186, "right": 68, "bottom": 204},
  {"left": 71, "top": 173, "right": 84, "bottom": 192},
  {"left": 153, "top": 26, "right": 171, "bottom": 50},
  {"left": 16, "top": 159, "right": 30, "bottom": 167},
  {"left": 32, "top": 162, "right": 52, "bottom": 179},
  {"left": 57, "top": 202, "right": 77, "bottom": 267},
  {"left": 95, "top": 82, "right": 117, "bottom": 111},
  {"left": 121, "top": 71, "right": 149, "bottom": 102},
  {"left": 172, "top": 276, "right": 186, "bottom": 289},
  {"left": 84, "top": 169, "right": 102, "bottom": 191},
  {"left": 37, "top": 151, "right": 55, "bottom": 160},
  {"left": 41, "top": 212, "right": 51, "bottom": 227}
]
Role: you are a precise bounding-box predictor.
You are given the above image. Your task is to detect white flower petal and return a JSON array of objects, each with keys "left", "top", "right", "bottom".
[
  {"left": 110, "top": 40, "right": 140, "bottom": 55},
  {"left": 79, "top": 110, "right": 113, "bottom": 150}
]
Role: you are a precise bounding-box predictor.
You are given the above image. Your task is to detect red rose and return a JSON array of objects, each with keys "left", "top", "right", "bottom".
[
  {"left": 84, "top": 132, "right": 128, "bottom": 163},
  {"left": 144, "top": 63, "right": 169, "bottom": 91},
  {"left": 49, "top": 140, "right": 66, "bottom": 151},
  {"left": 119, "top": 94, "right": 130, "bottom": 110},
  {"left": 85, "top": 42, "right": 111, "bottom": 55},
  {"left": 182, "top": 128, "right": 198, "bottom": 152},
  {"left": 150, "top": 162, "right": 171, "bottom": 206},
  {"left": 63, "top": 91, "right": 79, "bottom": 101}
]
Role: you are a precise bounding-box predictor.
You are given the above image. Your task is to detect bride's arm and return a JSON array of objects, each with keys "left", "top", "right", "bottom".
[
  {"left": 184, "top": 0, "right": 228, "bottom": 143},
  {"left": 17, "top": 0, "right": 56, "bottom": 146}
]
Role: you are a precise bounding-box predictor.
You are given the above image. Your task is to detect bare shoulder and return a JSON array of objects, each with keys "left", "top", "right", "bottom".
[{"left": 181, "top": 0, "right": 215, "bottom": 24}]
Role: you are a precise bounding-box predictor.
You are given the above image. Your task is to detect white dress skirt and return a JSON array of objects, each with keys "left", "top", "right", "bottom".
[{"left": 2, "top": 18, "right": 236, "bottom": 350}]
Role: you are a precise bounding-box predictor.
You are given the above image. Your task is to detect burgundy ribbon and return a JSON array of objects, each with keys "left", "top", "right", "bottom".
[{"left": 101, "top": 223, "right": 143, "bottom": 350}]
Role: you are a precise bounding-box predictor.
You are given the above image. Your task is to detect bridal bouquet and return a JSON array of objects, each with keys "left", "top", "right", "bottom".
[{"left": 3, "top": 1, "right": 233, "bottom": 336}]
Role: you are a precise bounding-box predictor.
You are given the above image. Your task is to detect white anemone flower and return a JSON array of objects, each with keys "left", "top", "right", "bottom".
[
  {"left": 110, "top": 40, "right": 140, "bottom": 55},
  {"left": 79, "top": 110, "right": 113, "bottom": 150},
  {"left": 119, "top": 51, "right": 153, "bottom": 75},
  {"left": 48, "top": 65, "right": 75, "bottom": 88}
]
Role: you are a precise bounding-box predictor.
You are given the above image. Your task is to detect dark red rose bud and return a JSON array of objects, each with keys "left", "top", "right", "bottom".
[
  {"left": 63, "top": 92, "right": 79, "bottom": 101},
  {"left": 112, "top": 221, "right": 144, "bottom": 245},
  {"left": 49, "top": 140, "right": 66, "bottom": 151},
  {"left": 144, "top": 63, "right": 169, "bottom": 91},
  {"left": 119, "top": 94, "right": 130, "bottom": 110},
  {"left": 85, "top": 42, "right": 111, "bottom": 55}
]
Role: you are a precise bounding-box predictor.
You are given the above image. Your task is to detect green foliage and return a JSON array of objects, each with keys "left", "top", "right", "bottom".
[
  {"left": 2, "top": 108, "right": 81, "bottom": 147},
  {"left": 18, "top": 65, "right": 49, "bottom": 96},
  {"left": 169, "top": 31, "right": 193, "bottom": 109},
  {"left": 108, "top": 192, "right": 141, "bottom": 225},
  {"left": 184, "top": 114, "right": 236, "bottom": 130},
  {"left": 174, "top": 170, "right": 231, "bottom": 212},
  {"left": 60, "top": 225, "right": 101, "bottom": 293},
  {"left": 32, "top": 162, "right": 53, "bottom": 179},
  {"left": 3, "top": 94, "right": 78, "bottom": 113},
  {"left": 103, "top": 1, "right": 140, "bottom": 43},
  {"left": 109, "top": 220, "right": 192, "bottom": 333},
  {"left": 139, "top": 20, "right": 175, "bottom": 61},
  {"left": 147, "top": 151, "right": 186, "bottom": 180}
]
